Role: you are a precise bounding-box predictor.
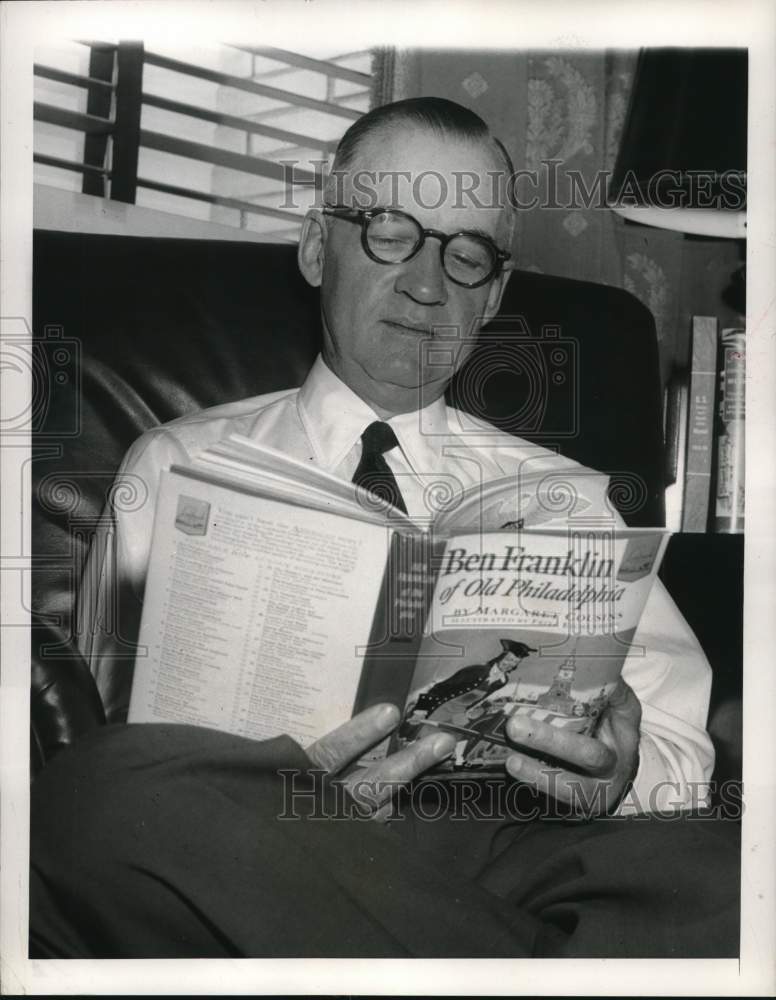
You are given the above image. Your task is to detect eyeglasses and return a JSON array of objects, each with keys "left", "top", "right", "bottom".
[{"left": 322, "top": 206, "right": 511, "bottom": 289}]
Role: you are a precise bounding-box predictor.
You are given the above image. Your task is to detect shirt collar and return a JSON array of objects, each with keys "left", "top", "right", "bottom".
[
  {"left": 389, "top": 393, "right": 446, "bottom": 476},
  {"left": 297, "top": 355, "right": 447, "bottom": 473}
]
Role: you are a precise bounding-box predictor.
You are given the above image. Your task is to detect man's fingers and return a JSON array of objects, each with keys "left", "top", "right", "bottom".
[
  {"left": 606, "top": 678, "right": 642, "bottom": 724},
  {"left": 307, "top": 703, "right": 399, "bottom": 775},
  {"left": 306, "top": 707, "right": 455, "bottom": 823},
  {"left": 506, "top": 715, "right": 616, "bottom": 776},
  {"left": 344, "top": 732, "right": 456, "bottom": 812},
  {"left": 506, "top": 752, "right": 609, "bottom": 810},
  {"left": 506, "top": 683, "right": 643, "bottom": 814}
]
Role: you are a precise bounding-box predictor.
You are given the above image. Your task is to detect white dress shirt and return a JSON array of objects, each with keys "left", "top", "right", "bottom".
[{"left": 78, "top": 355, "right": 714, "bottom": 813}]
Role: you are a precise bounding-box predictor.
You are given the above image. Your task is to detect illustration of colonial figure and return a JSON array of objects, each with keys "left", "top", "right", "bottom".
[
  {"left": 459, "top": 656, "right": 595, "bottom": 765},
  {"left": 399, "top": 638, "right": 537, "bottom": 767}
]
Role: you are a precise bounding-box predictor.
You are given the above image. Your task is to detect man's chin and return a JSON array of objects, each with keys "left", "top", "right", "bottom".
[
  {"left": 368, "top": 365, "right": 454, "bottom": 397},
  {"left": 366, "top": 355, "right": 457, "bottom": 389}
]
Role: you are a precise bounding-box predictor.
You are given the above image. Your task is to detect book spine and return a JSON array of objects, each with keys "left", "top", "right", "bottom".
[
  {"left": 681, "top": 317, "right": 718, "bottom": 532},
  {"left": 663, "top": 374, "right": 689, "bottom": 532},
  {"left": 714, "top": 329, "right": 746, "bottom": 533},
  {"left": 352, "top": 532, "right": 441, "bottom": 718}
]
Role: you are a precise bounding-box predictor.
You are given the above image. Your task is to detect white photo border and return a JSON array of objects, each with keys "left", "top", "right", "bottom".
[{"left": 2, "top": 0, "right": 774, "bottom": 994}]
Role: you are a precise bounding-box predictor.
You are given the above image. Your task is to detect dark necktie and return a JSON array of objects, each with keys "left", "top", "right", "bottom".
[{"left": 351, "top": 421, "right": 408, "bottom": 514}]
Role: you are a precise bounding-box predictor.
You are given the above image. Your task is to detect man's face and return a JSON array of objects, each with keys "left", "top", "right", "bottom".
[
  {"left": 299, "top": 126, "right": 512, "bottom": 415},
  {"left": 499, "top": 651, "right": 520, "bottom": 672}
]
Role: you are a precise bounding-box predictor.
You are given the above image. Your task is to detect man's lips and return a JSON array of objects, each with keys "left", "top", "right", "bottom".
[{"left": 382, "top": 318, "right": 433, "bottom": 335}]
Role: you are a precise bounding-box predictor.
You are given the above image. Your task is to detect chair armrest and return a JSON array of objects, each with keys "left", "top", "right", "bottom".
[{"left": 31, "top": 624, "right": 106, "bottom": 776}]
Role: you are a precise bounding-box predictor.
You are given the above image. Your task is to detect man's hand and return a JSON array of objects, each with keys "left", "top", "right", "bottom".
[
  {"left": 307, "top": 703, "right": 456, "bottom": 821},
  {"left": 504, "top": 678, "right": 642, "bottom": 815}
]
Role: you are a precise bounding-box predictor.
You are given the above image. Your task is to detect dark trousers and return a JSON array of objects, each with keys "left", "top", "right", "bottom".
[{"left": 30, "top": 724, "right": 740, "bottom": 958}]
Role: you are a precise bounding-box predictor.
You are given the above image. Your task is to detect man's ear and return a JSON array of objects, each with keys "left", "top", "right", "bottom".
[
  {"left": 481, "top": 266, "right": 513, "bottom": 326},
  {"left": 298, "top": 210, "right": 326, "bottom": 288}
]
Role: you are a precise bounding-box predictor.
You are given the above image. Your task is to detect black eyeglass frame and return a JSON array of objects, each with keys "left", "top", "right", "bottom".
[{"left": 322, "top": 206, "right": 512, "bottom": 289}]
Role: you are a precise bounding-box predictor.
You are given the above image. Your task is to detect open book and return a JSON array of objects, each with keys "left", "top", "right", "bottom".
[{"left": 128, "top": 434, "right": 669, "bottom": 776}]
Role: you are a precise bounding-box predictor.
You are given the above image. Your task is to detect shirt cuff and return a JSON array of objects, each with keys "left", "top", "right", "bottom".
[{"left": 615, "top": 731, "right": 711, "bottom": 815}]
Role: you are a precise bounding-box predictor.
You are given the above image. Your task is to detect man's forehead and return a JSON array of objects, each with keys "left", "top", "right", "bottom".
[
  {"left": 332, "top": 124, "right": 510, "bottom": 234},
  {"left": 344, "top": 122, "right": 504, "bottom": 171}
]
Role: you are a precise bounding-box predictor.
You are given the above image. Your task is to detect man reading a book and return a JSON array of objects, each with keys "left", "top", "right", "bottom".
[{"left": 30, "top": 97, "right": 739, "bottom": 958}]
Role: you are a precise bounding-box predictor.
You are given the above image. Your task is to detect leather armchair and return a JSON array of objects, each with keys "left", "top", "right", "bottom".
[{"left": 32, "top": 230, "right": 667, "bottom": 772}]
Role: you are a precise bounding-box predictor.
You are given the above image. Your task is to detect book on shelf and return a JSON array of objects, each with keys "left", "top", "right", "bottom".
[
  {"left": 681, "top": 316, "right": 718, "bottom": 532},
  {"left": 663, "top": 370, "right": 689, "bottom": 532},
  {"left": 714, "top": 328, "right": 745, "bottom": 533},
  {"left": 128, "top": 434, "right": 670, "bottom": 777}
]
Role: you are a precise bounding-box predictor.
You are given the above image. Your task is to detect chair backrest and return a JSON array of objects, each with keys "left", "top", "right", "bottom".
[{"left": 30, "top": 230, "right": 665, "bottom": 765}]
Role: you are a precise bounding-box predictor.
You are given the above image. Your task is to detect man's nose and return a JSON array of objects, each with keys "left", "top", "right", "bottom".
[{"left": 393, "top": 240, "right": 448, "bottom": 306}]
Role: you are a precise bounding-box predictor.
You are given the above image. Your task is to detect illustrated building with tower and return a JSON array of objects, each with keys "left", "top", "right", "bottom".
[{"left": 536, "top": 656, "right": 579, "bottom": 715}]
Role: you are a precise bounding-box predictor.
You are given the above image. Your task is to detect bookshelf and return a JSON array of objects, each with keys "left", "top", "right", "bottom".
[
  {"left": 664, "top": 316, "right": 746, "bottom": 535},
  {"left": 660, "top": 315, "right": 746, "bottom": 795}
]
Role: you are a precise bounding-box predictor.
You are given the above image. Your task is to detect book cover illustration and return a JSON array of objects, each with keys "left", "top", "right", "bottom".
[{"left": 396, "top": 637, "right": 613, "bottom": 771}]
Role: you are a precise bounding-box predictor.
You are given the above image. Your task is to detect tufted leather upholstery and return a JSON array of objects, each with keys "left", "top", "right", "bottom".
[{"left": 31, "top": 230, "right": 666, "bottom": 772}]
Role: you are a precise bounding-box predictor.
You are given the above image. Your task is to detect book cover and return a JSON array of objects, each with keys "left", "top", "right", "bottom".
[{"left": 392, "top": 527, "right": 668, "bottom": 774}]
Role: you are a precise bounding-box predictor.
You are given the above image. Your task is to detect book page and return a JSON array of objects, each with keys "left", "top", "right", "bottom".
[
  {"left": 129, "top": 469, "right": 393, "bottom": 747},
  {"left": 192, "top": 433, "right": 416, "bottom": 529}
]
